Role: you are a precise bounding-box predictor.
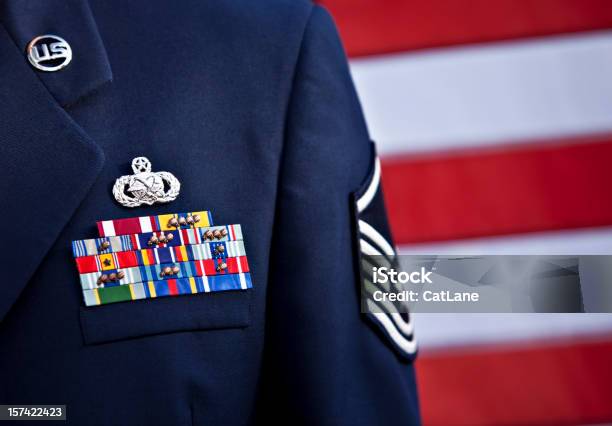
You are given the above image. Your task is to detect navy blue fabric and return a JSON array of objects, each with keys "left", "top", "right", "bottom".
[
  {"left": 0, "top": 1, "right": 420, "bottom": 424},
  {"left": 1, "top": 0, "right": 112, "bottom": 106}
]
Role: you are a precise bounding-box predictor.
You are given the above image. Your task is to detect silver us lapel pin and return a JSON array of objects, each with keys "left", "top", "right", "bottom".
[{"left": 113, "top": 157, "right": 180, "bottom": 207}]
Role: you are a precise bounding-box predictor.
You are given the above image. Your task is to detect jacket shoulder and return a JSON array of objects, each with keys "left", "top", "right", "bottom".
[{"left": 207, "top": 0, "right": 315, "bottom": 47}]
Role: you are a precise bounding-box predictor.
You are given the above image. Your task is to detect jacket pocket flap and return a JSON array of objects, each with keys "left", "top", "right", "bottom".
[{"left": 80, "top": 289, "right": 251, "bottom": 345}]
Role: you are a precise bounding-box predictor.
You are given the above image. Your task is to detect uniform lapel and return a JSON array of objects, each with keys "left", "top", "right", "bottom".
[
  {"left": 1, "top": 0, "right": 112, "bottom": 106},
  {"left": 0, "top": 14, "right": 106, "bottom": 320}
]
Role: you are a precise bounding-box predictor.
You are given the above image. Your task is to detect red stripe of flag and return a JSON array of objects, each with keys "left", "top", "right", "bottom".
[
  {"left": 318, "top": 0, "right": 612, "bottom": 57},
  {"left": 382, "top": 135, "right": 612, "bottom": 244},
  {"left": 417, "top": 337, "right": 612, "bottom": 425}
]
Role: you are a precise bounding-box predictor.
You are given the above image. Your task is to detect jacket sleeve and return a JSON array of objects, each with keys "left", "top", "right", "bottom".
[{"left": 259, "top": 5, "right": 420, "bottom": 425}]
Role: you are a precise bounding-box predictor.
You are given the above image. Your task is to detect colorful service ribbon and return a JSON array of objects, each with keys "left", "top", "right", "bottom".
[
  {"left": 97, "top": 211, "right": 213, "bottom": 237},
  {"left": 79, "top": 256, "right": 250, "bottom": 289},
  {"left": 83, "top": 273, "right": 253, "bottom": 306},
  {"left": 75, "top": 240, "right": 246, "bottom": 274},
  {"left": 72, "top": 224, "right": 243, "bottom": 257},
  {"left": 73, "top": 210, "right": 253, "bottom": 307}
]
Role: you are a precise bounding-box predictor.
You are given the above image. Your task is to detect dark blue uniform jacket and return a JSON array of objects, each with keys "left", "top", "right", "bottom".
[{"left": 0, "top": 0, "right": 420, "bottom": 424}]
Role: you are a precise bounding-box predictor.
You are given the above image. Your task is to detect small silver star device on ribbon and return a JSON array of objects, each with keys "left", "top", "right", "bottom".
[{"left": 113, "top": 157, "right": 180, "bottom": 207}]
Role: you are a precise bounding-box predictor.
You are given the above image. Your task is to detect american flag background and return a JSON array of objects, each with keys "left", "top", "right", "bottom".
[{"left": 318, "top": 1, "right": 612, "bottom": 424}]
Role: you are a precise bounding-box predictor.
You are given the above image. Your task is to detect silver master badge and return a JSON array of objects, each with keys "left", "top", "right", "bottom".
[
  {"left": 27, "top": 35, "right": 72, "bottom": 72},
  {"left": 113, "top": 157, "right": 181, "bottom": 208}
]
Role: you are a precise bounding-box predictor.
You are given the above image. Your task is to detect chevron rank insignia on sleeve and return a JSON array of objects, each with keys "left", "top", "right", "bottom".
[{"left": 352, "top": 143, "right": 417, "bottom": 361}]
